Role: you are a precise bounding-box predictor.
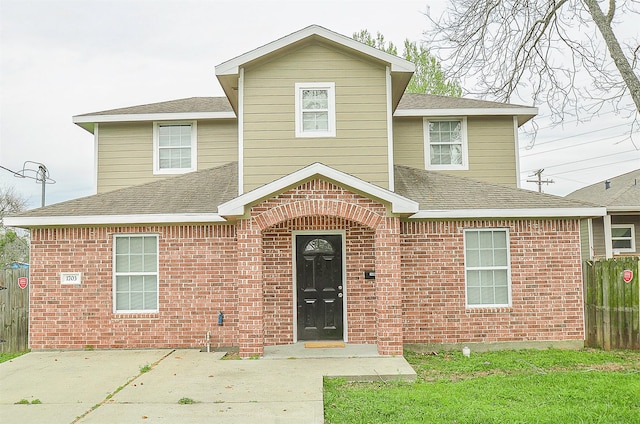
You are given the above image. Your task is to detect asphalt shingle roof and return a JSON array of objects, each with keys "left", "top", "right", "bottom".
[
  {"left": 15, "top": 163, "right": 593, "bottom": 220},
  {"left": 393, "top": 165, "right": 593, "bottom": 210},
  {"left": 76, "top": 94, "right": 530, "bottom": 117},
  {"left": 397, "top": 93, "right": 532, "bottom": 110},
  {"left": 16, "top": 162, "right": 238, "bottom": 217},
  {"left": 76, "top": 97, "right": 234, "bottom": 116},
  {"left": 565, "top": 168, "right": 640, "bottom": 209}
]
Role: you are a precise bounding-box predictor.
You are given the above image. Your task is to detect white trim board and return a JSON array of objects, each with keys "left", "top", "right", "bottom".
[
  {"left": 410, "top": 207, "right": 607, "bottom": 219},
  {"left": 218, "top": 162, "right": 419, "bottom": 216},
  {"left": 215, "top": 24, "right": 415, "bottom": 76},
  {"left": 4, "top": 213, "right": 227, "bottom": 227}
]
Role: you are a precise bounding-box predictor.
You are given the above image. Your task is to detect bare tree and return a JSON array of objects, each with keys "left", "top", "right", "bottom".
[
  {"left": 0, "top": 185, "right": 28, "bottom": 266},
  {"left": 0, "top": 185, "right": 27, "bottom": 228},
  {"left": 427, "top": 0, "right": 640, "bottom": 129}
]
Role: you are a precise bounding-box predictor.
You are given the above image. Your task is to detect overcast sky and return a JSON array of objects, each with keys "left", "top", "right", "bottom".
[{"left": 1, "top": 0, "right": 638, "bottom": 210}]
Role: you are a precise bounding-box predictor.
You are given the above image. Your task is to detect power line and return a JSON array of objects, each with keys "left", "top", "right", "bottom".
[
  {"left": 538, "top": 158, "right": 640, "bottom": 177},
  {"left": 520, "top": 133, "right": 631, "bottom": 157},
  {"left": 520, "top": 122, "right": 633, "bottom": 149},
  {"left": 521, "top": 149, "right": 639, "bottom": 175}
]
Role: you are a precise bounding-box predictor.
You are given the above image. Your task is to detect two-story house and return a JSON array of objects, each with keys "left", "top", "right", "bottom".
[{"left": 7, "top": 26, "right": 604, "bottom": 357}]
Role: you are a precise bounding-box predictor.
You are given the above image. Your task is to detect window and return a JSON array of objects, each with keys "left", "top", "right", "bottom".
[
  {"left": 114, "top": 235, "right": 158, "bottom": 313},
  {"left": 295, "top": 83, "right": 336, "bottom": 137},
  {"left": 153, "top": 122, "right": 197, "bottom": 174},
  {"left": 464, "top": 229, "right": 511, "bottom": 307},
  {"left": 424, "top": 118, "right": 468, "bottom": 170},
  {"left": 612, "top": 224, "right": 635, "bottom": 253}
]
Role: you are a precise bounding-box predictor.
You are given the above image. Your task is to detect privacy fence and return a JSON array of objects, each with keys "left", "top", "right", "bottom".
[
  {"left": 584, "top": 257, "right": 639, "bottom": 350},
  {"left": 0, "top": 267, "right": 29, "bottom": 353}
]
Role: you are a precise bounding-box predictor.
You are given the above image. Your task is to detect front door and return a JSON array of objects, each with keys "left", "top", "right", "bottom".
[{"left": 296, "top": 234, "right": 343, "bottom": 341}]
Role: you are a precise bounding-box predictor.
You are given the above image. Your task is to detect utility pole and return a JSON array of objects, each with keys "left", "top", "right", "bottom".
[{"left": 527, "top": 169, "right": 554, "bottom": 193}]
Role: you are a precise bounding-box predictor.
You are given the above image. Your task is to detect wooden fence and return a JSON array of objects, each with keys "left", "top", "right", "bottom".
[
  {"left": 584, "top": 257, "right": 639, "bottom": 350},
  {"left": 0, "top": 268, "right": 29, "bottom": 353}
]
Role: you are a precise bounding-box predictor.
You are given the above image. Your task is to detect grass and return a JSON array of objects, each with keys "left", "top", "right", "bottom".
[
  {"left": 324, "top": 348, "right": 640, "bottom": 423},
  {"left": 15, "top": 398, "right": 41, "bottom": 405},
  {"left": 0, "top": 351, "right": 28, "bottom": 363},
  {"left": 178, "top": 397, "right": 197, "bottom": 404}
]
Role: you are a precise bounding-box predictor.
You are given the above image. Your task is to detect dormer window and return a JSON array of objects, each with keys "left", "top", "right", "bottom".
[
  {"left": 153, "top": 122, "right": 197, "bottom": 174},
  {"left": 295, "top": 83, "right": 336, "bottom": 138},
  {"left": 424, "top": 118, "right": 468, "bottom": 170}
]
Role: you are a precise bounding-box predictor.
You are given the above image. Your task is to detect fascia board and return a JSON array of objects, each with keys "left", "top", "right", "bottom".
[
  {"left": 394, "top": 107, "right": 539, "bottom": 117},
  {"left": 73, "top": 111, "right": 237, "bottom": 124},
  {"left": 218, "top": 162, "right": 419, "bottom": 216},
  {"left": 215, "top": 25, "right": 414, "bottom": 76},
  {"left": 4, "top": 213, "right": 227, "bottom": 228},
  {"left": 409, "top": 207, "right": 607, "bottom": 219},
  {"left": 606, "top": 206, "right": 640, "bottom": 213}
]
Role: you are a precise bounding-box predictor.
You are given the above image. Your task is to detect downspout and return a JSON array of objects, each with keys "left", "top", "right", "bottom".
[
  {"left": 238, "top": 67, "right": 245, "bottom": 195},
  {"left": 386, "top": 66, "right": 394, "bottom": 191},
  {"left": 603, "top": 213, "right": 613, "bottom": 259}
]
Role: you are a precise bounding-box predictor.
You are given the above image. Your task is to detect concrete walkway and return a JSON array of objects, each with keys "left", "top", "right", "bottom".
[{"left": 0, "top": 345, "right": 415, "bottom": 424}]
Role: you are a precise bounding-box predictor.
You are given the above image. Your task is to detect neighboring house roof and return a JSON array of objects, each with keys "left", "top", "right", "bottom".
[
  {"left": 73, "top": 94, "right": 537, "bottom": 133},
  {"left": 5, "top": 163, "right": 604, "bottom": 227},
  {"left": 565, "top": 168, "right": 640, "bottom": 212}
]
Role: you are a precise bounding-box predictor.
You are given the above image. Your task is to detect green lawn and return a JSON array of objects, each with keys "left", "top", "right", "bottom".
[
  {"left": 0, "top": 351, "right": 28, "bottom": 363},
  {"left": 324, "top": 348, "right": 640, "bottom": 423}
]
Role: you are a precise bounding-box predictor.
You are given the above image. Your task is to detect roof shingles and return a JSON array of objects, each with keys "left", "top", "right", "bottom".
[{"left": 14, "top": 163, "right": 594, "bottom": 222}]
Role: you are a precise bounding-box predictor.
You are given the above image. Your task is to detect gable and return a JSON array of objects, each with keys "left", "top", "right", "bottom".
[{"left": 216, "top": 25, "right": 414, "bottom": 113}]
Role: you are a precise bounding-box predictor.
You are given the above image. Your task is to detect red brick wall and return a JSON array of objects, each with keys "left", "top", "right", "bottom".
[
  {"left": 27, "top": 183, "right": 585, "bottom": 354},
  {"left": 29, "top": 225, "right": 238, "bottom": 349},
  {"left": 401, "top": 219, "right": 584, "bottom": 345}
]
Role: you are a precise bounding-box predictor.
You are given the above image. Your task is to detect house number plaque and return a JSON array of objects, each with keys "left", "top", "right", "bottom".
[{"left": 60, "top": 272, "right": 82, "bottom": 285}]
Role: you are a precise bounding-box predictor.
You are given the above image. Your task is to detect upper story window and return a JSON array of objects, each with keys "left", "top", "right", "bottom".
[
  {"left": 153, "top": 122, "right": 197, "bottom": 174},
  {"left": 424, "top": 118, "right": 468, "bottom": 170},
  {"left": 114, "top": 234, "right": 159, "bottom": 313},
  {"left": 464, "top": 228, "right": 511, "bottom": 307},
  {"left": 295, "top": 82, "right": 336, "bottom": 138},
  {"left": 612, "top": 224, "right": 636, "bottom": 253}
]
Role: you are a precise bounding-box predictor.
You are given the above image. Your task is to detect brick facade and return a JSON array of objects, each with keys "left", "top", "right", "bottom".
[
  {"left": 27, "top": 181, "right": 585, "bottom": 356},
  {"left": 401, "top": 220, "right": 584, "bottom": 345}
]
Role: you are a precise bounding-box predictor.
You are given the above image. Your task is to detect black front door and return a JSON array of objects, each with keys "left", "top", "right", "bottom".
[{"left": 296, "top": 234, "right": 343, "bottom": 341}]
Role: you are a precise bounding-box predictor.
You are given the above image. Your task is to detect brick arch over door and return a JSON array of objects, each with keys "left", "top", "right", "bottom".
[{"left": 254, "top": 199, "right": 384, "bottom": 232}]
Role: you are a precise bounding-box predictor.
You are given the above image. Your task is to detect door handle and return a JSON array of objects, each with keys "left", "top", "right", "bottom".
[
  {"left": 338, "top": 285, "right": 343, "bottom": 290},
  {"left": 338, "top": 293, "right": 343, "bottom": 298}
]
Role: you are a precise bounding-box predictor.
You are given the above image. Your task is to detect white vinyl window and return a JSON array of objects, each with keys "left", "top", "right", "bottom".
[
  {"left": 295, "top": 82, "right": 336, "bottom": 137},
  {"left": 114, "top": 235, "right": 159, "bottom": 313},
  {"left": 611, "top": 224, "right": 636, "bottom": 253},
  {"left": 464, "top": 229, "right": 511, "bottom": 307},
  {"left": 153, "top": 122, "right": 197, "bottom": 174},
  {"left": 424, "top": 118, "right": 468, "bottom": 170}
]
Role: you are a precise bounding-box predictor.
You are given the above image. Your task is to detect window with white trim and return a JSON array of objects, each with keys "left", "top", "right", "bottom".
[
  {"left": 424, "top": 118, "right": 468, "bottom": 170},
  {"left": 464, "top": 229, "right": 511, "bottom": 307},
  {"left": 295, "top": 83, "right": 336, "bottom": 137},
  {"left": 153, "top": 122, "right": 197, "bottom": 174},
  {"left": 611, "top": 224, "right": 635, "bottom": 253},
  {"left": 114, "top": 235, "right": 158, "bottom": 313}
]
